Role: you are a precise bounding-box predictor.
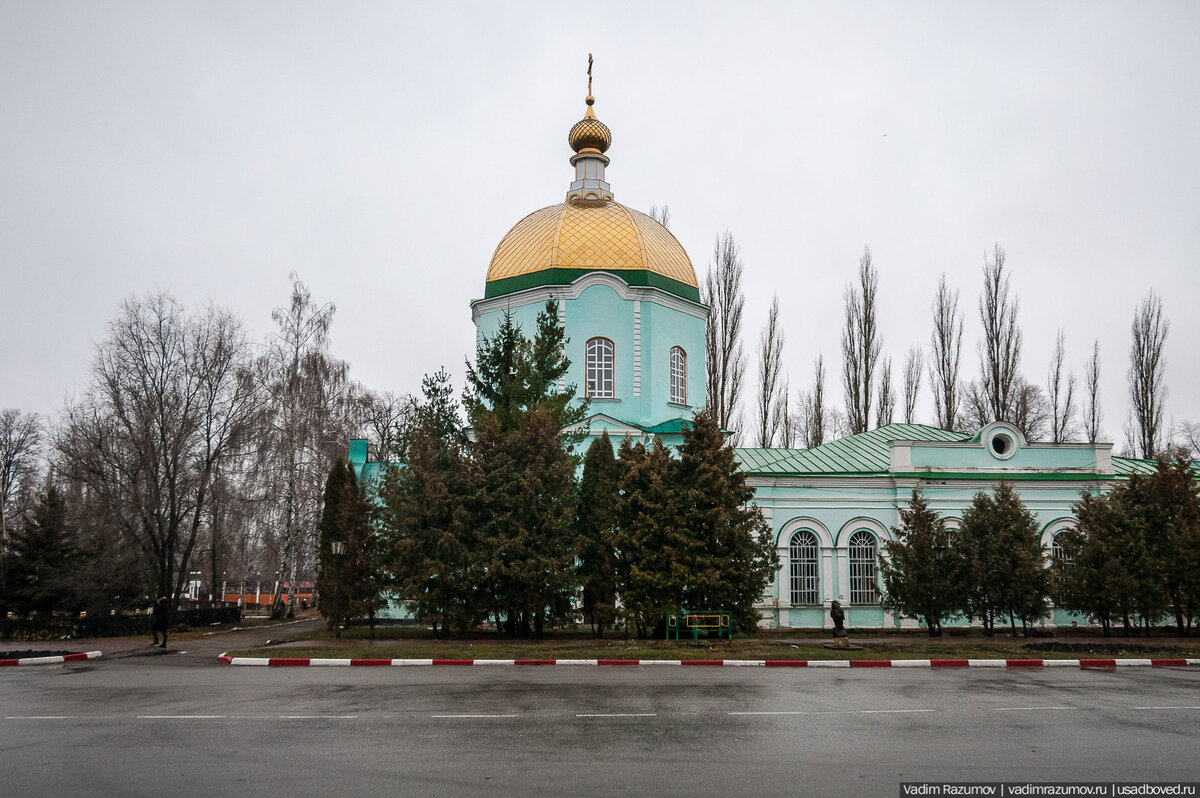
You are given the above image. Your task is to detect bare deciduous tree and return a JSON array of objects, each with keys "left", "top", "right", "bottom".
[
  {"left": 1128, "top": 291, "right": 1169, "bottom": 459},
  {"left": 929, "top": 275, "right": 963, "bottom": 431},
  {"left": 57, "top": 293, "right": 257, "bottom": 602},
  {"left": 978, "top": 245, "right": 1022, "bottom": 424},
  {"left": 1047, "top": 329, "right": 1077, "bottom": 444},
  {"left": 776, "top": 380, "right": 793, "bottom": 448},
  {"left": 755, "top": 294, "right": 786, "bottom": 447},
  {"left": 360, "top": 390, "right": 416, "bottom": 463},
  {"left": 902, "top": 346, "right": 923, "bottom": 424},
  {"left": 841, "top": 246, "right": 882, "bottom": 434},
  {"left": 1178, "top": 420, "right": 1200, "bottom": 459},
  {"left": 875, "top": 356, "right": 895, "bottom": 428},
  {"left": 648, "top": 205, "right": 671, "bottom": 229},
  {"left": 796, "top": 356, "right": 827, "bottom": 449},
  {"left": 703, "top": 232, "right": 747, "bottom": 437},
  {"left": 257, "top": 274, "right": 361, "bottom": 615},
  {"left": 1083, "top": 339, "right": 1102, "bottom": 444},
  {"left": 1010, "top": 378, "right": 1049, "bottom": 442},
  {"left": 0, "top": 409, "right": 42, "bottom": 596}
]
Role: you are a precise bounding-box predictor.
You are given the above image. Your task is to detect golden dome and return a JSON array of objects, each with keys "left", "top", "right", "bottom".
[
  {"left": 568, "top": 98, "right": 612, "bottom": 154},
  {"left": 485, "top": 199, "right": 697, "bottom": 296}
]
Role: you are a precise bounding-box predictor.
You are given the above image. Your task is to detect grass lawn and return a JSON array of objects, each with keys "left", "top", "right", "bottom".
[{"left": 224, "top": 625, "right": 1200, "bottom": 661}]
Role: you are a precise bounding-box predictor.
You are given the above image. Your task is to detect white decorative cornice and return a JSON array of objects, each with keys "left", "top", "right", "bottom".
[{"left": 470, "top": 271, "right": 709, "bottom": 325}]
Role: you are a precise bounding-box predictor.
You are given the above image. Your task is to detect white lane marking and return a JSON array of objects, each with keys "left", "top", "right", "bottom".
[
  {"left": 430, "top": 714, "right": 518, "bottom": 719},
  {"left": 136, "top": 715, "right": 229, "bottom": 719},
  {"left": 5, "top": 715, "right": 78, "bottom": 719},
  {"left": 575, "top": 713, "right": 657, "bottom": 718},
  {"left": 993, "top": 706, "right": 1073, "bottom": 712},
  {"left": 861, "top": 709, "right": 936, "bottom": 714},
  {"left": 727, "top": 711, "right": 838, "bottom": 716},
  {"left": 279, "top": 715, "right": 358, "bottom": 719},
  {"left": 1132, "top": 706, "right": 1200, "bottom": 710}
]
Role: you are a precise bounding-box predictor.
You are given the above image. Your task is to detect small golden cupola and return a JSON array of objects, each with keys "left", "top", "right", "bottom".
[{"left": 566, "top": 54, "right": 614, "bottom": 201}]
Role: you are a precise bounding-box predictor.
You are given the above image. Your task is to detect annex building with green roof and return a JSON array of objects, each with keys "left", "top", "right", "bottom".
[{"left": 737, "top": 420, "right": 1150, "bottom": 629}]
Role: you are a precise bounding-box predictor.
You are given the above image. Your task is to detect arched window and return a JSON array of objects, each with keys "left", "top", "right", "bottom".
[
  {"left": 789, "top": 530, "right": 819, "bottom": 605},
  {"left": 848, "top": 530, "right": 878, "bottom": 605},
  {"left": 670, "top": 346, "right": 687, "bottom": 404},
  {"left": 1051, "top": 532, "right": 1073, "bottom": 564},
  {"left": 586, "top": 337, "right": 614, "bottom": 398}
]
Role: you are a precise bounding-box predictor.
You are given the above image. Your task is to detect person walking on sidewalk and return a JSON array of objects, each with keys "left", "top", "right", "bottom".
[{"left": 151, "top": 596, "right": 170, "bottom": 648}]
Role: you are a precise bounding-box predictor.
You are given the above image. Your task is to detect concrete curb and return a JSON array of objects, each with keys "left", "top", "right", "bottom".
[
  {"left": 0, "top": 651, "right": 103, "bottom": 667},
  {"left": 216, "top": 654, "right": 1200, "bottom": 669}
]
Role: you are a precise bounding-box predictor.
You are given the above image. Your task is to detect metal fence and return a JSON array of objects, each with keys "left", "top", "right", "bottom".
[{"left": 1, "top": 607, "right": 243, "bottom": 641}]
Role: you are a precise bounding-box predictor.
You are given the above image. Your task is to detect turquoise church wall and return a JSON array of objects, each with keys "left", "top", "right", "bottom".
[{"left": 470, "top": 271, "right": 707, "bottom": 440}]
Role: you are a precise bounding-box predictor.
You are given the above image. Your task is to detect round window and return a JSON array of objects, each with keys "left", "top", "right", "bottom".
[{"left": 985, "top": 427, "right": 1018, "bottom": 460}]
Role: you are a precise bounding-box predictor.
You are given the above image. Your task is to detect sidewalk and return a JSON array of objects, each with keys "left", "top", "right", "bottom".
[{"left": 3, "top": 617, "right": 325, "bottom": 665}]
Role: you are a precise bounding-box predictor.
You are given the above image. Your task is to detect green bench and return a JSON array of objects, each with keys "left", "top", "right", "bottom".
[{"left": 666, "top": 611, "right": 733, "bottom": 642}]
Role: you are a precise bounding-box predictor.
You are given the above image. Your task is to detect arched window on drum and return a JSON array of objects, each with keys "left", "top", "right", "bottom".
[
  {"left": 586, "top": 337, "right": 614, "bottom": 398},
  {"left": 669, "top": 346, "right": 687, "bottom": 405}
]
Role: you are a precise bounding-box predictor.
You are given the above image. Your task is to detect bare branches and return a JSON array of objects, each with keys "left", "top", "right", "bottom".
[
  {"left": 797, "top": 356, "right": 827, "bottom": 449},
  {"left": 647, "top": 205, "right": 671, "bottom": 229},
  {"left": 1083, "top": 340, "right": 1102, "bottom": 444},
  {"left": 1178, "top": 420, "right": 1200, "bottom": 459},
  {"left": 875, "top": 356, "right": 895, "bottom": 428},
  {"left": 929, "top": 275, "right": 963, "bottom": 431},
  {"left": 1047, "top": 329, "right": 1077, "bottom": 444},
  {"left": 0, "top": 409, "right": 42, "bottom": 583},
  {"left": 703, "top": 232, "right": 746, "bottom": 437},
  {"left": 902, "top": 346, "right": 923, "bottom": 424},
  {"left": 1128, "top": 291, "right": 1169, "bottom": 459},
  {"left": 56, "top": 293, "right": 256, "bottom": 602},
  {"left": 841, "top": 246, "right": 882, "bottom": 434},
  {"left": 978, "top": 245, "right": 1022, "bottom": 425},
  {"left": 755, "top": 294, "right": 786, "bottom": 447}
]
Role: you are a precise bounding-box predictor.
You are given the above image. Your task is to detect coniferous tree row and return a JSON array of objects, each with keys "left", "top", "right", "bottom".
[
  {"left": 1052, "top": 453, "right": 1200, "bottom": 636},
  {"left": 375, "top": 301, "right": 776, "bottom": 637}
]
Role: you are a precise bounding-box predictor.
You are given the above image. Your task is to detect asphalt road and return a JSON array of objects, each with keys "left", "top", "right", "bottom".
[{"left": 3, "top": 645, "right": 1200, "bottom": 798}]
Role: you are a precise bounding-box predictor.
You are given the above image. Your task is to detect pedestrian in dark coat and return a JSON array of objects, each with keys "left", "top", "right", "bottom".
[{"left": 151, "top": 597, "right": 170, "bottom": 648}]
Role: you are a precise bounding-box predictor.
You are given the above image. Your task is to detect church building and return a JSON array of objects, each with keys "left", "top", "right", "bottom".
[{"left": 351, "top": 69, "right": 1154, "bottom": 630}]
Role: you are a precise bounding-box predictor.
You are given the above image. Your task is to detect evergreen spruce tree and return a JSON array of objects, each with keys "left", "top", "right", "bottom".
[
  {"left": 316, "top": 459, "right": 349, "bottom": 632},
  {"left": 379, "top": 424, "right": 482, "bottom": 636},
  {"left": 1143, "top": 453, "right": 1200, "bottom": 634},
  {"left": 472, "top": 406, "right": 578, "bottom": 637},
  {"left": 674, "top": 408, "right": 775, "bottom": 634},
  {"left": 577, "top": 432, "right": 620, "bottom": 636},
  {"left": 9, "top": 484, "right": 79, "bottom": 616},
  {"left": 341, "top": 464, "right": 386, "bottom": 637},
  {"left": 1051, "top": 491, "right": 1126, "bottom": 635},
  {"left": 616, "top": 437, "right": 680, "bottom": 638},
  {"left": 957, "top": 481, "right": 1048, "bottom": 635},
  {"left": 464, "top": 300, "right": 586, "bottom": 434},
  {"left": 880, "top": 489, "right": 961, "bottom": 636}
]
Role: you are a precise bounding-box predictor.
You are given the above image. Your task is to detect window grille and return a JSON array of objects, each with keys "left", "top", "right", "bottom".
[
  {"left": 586, "top": 337, "right": 614, "bottom": 398},
  {"left": 848, "top": 530, "right": 878, "bottom": 605},
  {"left": 789, "top": 530, "right": 819, "bottom": 605},
  {"left": 670, "top": 346, "right": 687, "bottom": 404}
]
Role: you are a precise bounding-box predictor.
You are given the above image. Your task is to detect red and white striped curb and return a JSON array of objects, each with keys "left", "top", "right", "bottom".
[
  {"left": 0, "top": 651, "right": 102, "bottom": 667},
  {"left": 217, "top": 655, "right": 1200, "bottom": 668}
]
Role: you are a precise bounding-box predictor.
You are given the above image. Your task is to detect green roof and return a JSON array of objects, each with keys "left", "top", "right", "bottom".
[
  {"left": 737, "top": 423, "right": 968, "bottom": 476},
  {"left": 642, "top": 417, "right": 693, "bottom": 435}
]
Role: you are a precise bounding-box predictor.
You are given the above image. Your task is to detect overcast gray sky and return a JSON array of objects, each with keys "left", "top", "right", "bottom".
[{"left": 2, "top": 2, "right": 1197, "bottom": 446}]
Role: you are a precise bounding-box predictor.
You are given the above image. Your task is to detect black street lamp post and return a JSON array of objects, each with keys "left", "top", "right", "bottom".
[{"left": 330, "top": 540, "right": 346, "bottom": 638}]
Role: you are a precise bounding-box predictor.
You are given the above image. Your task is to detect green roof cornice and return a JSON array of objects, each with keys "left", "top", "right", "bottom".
[{"left": 484, "top": 268, "right": 702, "bottom": 303}]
